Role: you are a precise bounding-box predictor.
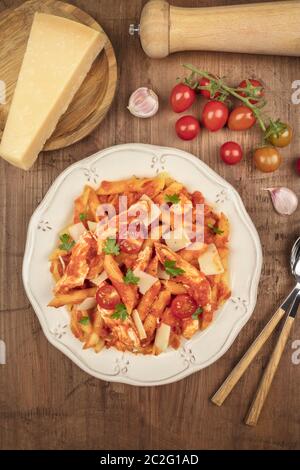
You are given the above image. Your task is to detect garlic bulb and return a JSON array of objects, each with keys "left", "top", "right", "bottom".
[
  {"left": 266, "top": 187, "right": 298, "bottom": 215},
  {"left": 128, "top": 87, "right": 159, "bottom": 118}
]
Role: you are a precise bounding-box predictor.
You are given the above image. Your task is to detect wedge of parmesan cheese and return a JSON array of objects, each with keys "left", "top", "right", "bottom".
[
  {"left": 90, "top": 270, "right": 108, "bottom": 286},
  {"left": 0, "top": 13, "right": 105, "bottom": 170},
  {"left": 87, "top": 221, "right": 97, "bottom": 232},
  {"left": 198, "top": 243, "right": 224, "bottom": 275},
  {"left": 132, "top": 309, "right": 147, "bottom": 340},
  {"left": 68, "top": 222, "right": 86, "bottom": 242},
  {"left": 163, "top": 228, "right": 191, "bottom": 252},
  {"left": 76, "top": 297, "right": 97, "bottom": 311},
  {"left": 154, "top": 323, "right": 171, "bottom": 354},
  {"left": 133, "top": 268, "right": 158, "bottom": 295},
  {"left": 157, "top": 264, "right": 170, "bottom": 280}
]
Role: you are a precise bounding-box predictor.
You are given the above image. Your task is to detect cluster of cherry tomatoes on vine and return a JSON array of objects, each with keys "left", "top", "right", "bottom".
[{"left": 170, "top": 66, "right": 294, "bottom": 173}]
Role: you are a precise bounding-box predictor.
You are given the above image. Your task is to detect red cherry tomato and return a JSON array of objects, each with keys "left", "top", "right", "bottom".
[
  {"left": 220, "top": 141, "right": 243, "bottom": 165},
  {"left": 238, "top": 79, "right": 264, "bottom": 104},
  {"left": 199, "top": 77, "right": 220, "bottom": 100},
  {"left": 96, "top": 284, "right": 121, "bottom": 310},
  {"left": 202, "top": 101, "right": 229, "bottom": 132},
  {"left": 175, "top": 115, "right": 200, "bottom": 140},
  {"left": 170, "top": 84, "right": 196, "bottom": 113},
  {"left": 296, "top": 158, "right": 300, "bottom": 175},
  {"left": 171, "top": 294, "right": 197, "bottom": 319},
  {"left": 227, "top": 105, "right": 256, "bottom": 131},
  {"left": 119, "top": 237, "right": 143, "bottom": 254}
]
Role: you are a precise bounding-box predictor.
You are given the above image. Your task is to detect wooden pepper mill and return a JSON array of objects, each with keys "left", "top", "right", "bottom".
[{"left": 129, "top": 0, "right": 300, "bottom": 58}]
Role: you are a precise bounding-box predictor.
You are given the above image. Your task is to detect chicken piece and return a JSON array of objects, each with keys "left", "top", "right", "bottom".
[
  {"left": 101, "top": 312, "right": 141, "bottom": 351},
  {"left": 54, "top": 232, "right": 94, "bottom": 294}
]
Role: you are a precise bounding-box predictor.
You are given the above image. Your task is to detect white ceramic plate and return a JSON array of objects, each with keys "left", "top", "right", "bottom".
[{"left": 23, "top": 144, "right": 262, "bottom": 386}]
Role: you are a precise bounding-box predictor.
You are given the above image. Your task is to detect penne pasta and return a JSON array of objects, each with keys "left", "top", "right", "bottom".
[
  {"left": 48, "top": 287, "right": 97, "bottom": 308},
  {"left": 48, "top": 173, "right": 230, "bottom": 354}
]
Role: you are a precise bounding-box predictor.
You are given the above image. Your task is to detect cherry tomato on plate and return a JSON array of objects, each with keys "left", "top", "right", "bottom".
[
  {"left": 96, "top": 284, "right": 121, "bottom": 310},
  {"left": 175, "top": 115, "right": 200, "bottom": 140},
  {"left": 267, "top": 123, "right": 293, "bottom": 148},
  {"left": 171, "top": 294, "right": 198, "bottom": 319},
  {"left": 220, "top": 141, "right": 243, "bottom": 165},
  {"left": 253, "top": 146, "right": 282, "bottom": 173},
  {"left": 238, "top": 79, "right": 264, "bottom": 104},
  {"left": 228, "top": 105, "right": 256, "bottom": 131},
  {"left": 202, "top": 101, "right": 229, "bottom": 132},
  {"left": 119, "top": 237, "right": 144, "bottom": 254},
  {"left": 170, "top": 83, "right": 196, "bottom": 113},
  {"left": 199, "top": 77, "right": 220, "bottom": 100}
]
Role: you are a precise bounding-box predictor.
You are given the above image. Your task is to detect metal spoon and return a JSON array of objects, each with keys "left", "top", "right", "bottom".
[
  {"left": 245, "top": 238, "right": 300, "bottom": 425},
  {"left": 278, "top": 236, "right": 300, "bottom": 311}
]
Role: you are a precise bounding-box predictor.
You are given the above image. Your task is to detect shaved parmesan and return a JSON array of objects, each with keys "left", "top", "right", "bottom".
[
  {"left": 198, "top": 243, "right": 224, "bottom": 275},
  {"left": 154, "top": 323, "right": 171, "bottom": 353},
  {"left": 68, "top": 222, "right": 86, "bottom": 242},
  {"left": 58, "top": 255, "right": 66, "bottom": 272},
  {"left": 140, "top": 194, "right": 161, "bottom": 225},
  {"left": 163, "top": 228, "right": 191, "bottom": 252},
  {"left": 87, "top": 220, "right": 97, "bottom": 232},
  {"left": 133, "top": 268, "right": 158, "bottom": 294},
  {"left": 76, "top": 297, "right": 97, "bottom": 311},
  {"left": 90, "top": 270, "right": 108, "bottom": 286},
  {"left": 132, "top": 309, "right": 147, "bottom": 340},
  {"left": 157, "top": 264, "right": 170, "bottom": 280}
]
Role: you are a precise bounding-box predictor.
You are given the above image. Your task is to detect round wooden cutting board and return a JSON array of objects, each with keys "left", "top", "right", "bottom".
[{"left": 0, "top": 0, "right": 117, "bottom": 151}]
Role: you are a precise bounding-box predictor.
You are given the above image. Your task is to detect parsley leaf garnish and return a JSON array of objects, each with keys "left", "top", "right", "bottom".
[
  {"left": 208, "top": 223, "right": 224, "bottom": 235},
  {"left": 103, "top": 237, "right": 120, "bottom": 255},
  {"left": 79, "top": 212, "right": 87, "bottom": 221},
  {"left": 164, "top": 194, "right": 180, "bottom": 204},
  {"left": 164, "top": 260, "right": 185, "bottom": 277},
  {"left": 111, "top": 303, "right": 128, "bottom": 321},
  {"left": 79, "top": 316, "right": 90, "bottom": 325},
  {"left": 59, "top": 233, "right": 75, "bottom": 251},
  {"left": 124, "top": 269, "right": 140, "bottom": 285},
  {"left": 192, "top": 307, "right": 203, "bottom": 320}
]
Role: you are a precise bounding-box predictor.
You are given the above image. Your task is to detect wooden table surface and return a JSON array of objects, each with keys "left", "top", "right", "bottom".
[{"left": 0, "top": 0, "right": 300, "bottom": 451}]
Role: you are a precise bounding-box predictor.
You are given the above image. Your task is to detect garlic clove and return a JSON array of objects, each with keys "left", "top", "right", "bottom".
[
  {"left": 128, "top": 87, "right": 159, "bottom": 118},
  {"left": 266, "top": 187, "right": 298, "bottom": 215}
]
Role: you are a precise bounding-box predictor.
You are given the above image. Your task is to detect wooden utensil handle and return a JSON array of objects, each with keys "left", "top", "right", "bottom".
[
  {"left": 245, "top": 315, "right": 295, "bottom": 426},
  {"left": 211, "top": 307, "right": 286, "bottom": 407},
  {"left": 140, "top": 0, "right": 300, "bottom": 58}
]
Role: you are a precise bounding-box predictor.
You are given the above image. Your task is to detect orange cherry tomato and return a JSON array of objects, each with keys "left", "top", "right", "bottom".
[
  {"left": 171, "top": 294, "right": 197, "bottom": 319},
  {"left": 253, "top": 147, "right": 282, "bottom": 173},
  {"left": 228, "top": 106, "right": 256, "bottom": 131},
  {"left": 96, "top": 284, "right": 121, "bottom": 310},
  {"left": 267, "top": 124, "right": 293, "bottom": 148}
]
